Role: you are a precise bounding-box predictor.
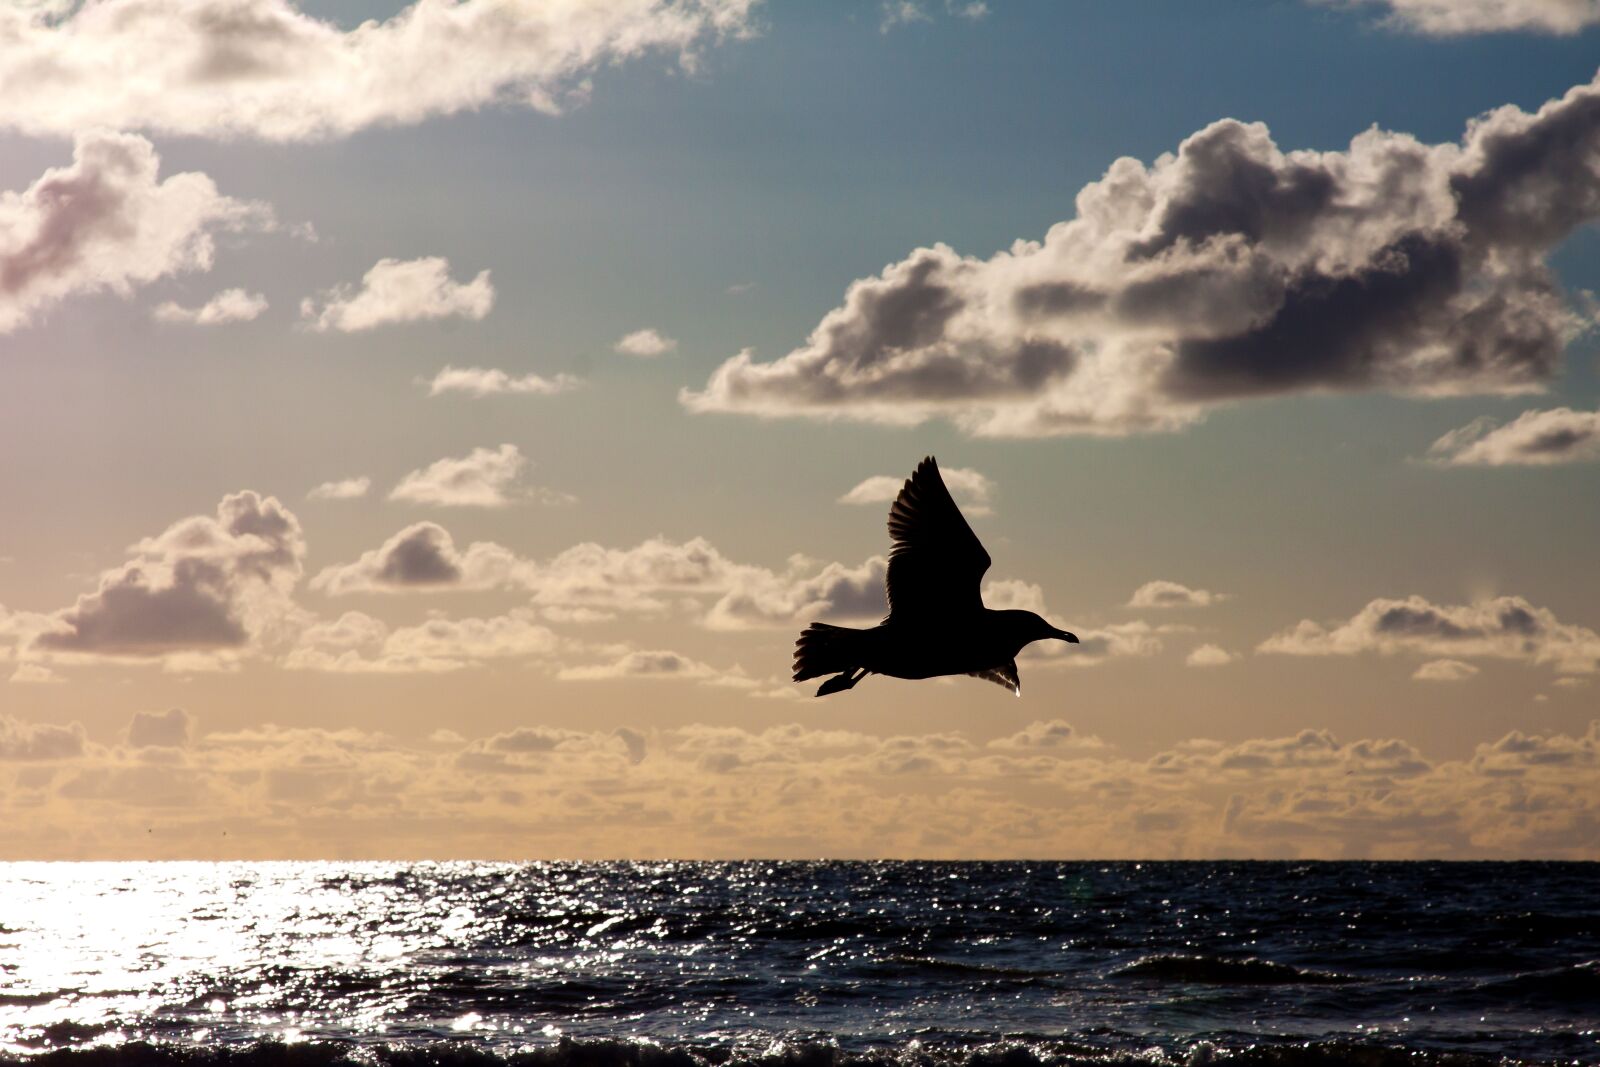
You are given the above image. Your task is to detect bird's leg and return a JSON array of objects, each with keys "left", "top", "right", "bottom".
[{"left": 815, "top": 667, "right": 867, "bottom": 697}]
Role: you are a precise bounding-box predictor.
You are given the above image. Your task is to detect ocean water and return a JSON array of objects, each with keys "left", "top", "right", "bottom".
[{"left": 0, "top": 861, "right": 1595, "bottom": 1066}]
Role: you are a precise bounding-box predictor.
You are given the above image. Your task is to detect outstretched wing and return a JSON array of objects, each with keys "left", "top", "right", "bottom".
[
  {"left": 884, "top": 456, "right": 991, "bottom": 619},
  {"left": 968, "top": 660, "right": 1019, "bottom": 696}
]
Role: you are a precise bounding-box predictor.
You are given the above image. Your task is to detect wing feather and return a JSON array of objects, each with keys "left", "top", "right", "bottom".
[
  {"left": 968, "top": 660, "right": 1020, "bottom": 696},
  {"left": 884, "top": 456, "right": 991, "bottom": 619}
]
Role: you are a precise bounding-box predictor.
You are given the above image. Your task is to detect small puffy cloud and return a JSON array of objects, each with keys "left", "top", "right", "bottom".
[
  {"left": 613, "top": 328, "right": 678, "bottom": 357},
  {"left": 1414, "top": 658, "right": 1481, "bottom": 682},
  {"left": 306, "top": 476, "right": 370, "bottom": 501},
  {"left": 311, "top": 522, "right": 525, "bottom": 595},
  {"left": 1471, "top": 721, "right": 1599, "bottom": 775},
  {"left": 1128, "top": 580, "right": 1226, "bottom": 609},
  {"left": 1427, "top": 407, "right": 1600, "bottom": 466},
  {"left": 127, "top": 707, "right": 192, "bottom": 748},
  {"left": 686, "top": 73, "right": 1600, "bottom": 436},
  {"left": 151, "top": 288, "right": 267, "bottom": 325},
  {"left": 981, "top": 579, "right": 1048, "bottom": 614},
  {"left": 285, "top": 607, "right": 564, "bottom": 674},
  {"left": 839, "top": 466, "right": 994, "bottom": 515},
  {"left": 1261, "top": 594, "right": 1600, "bottom": 674},
  {"left": 988, "top": 719, "right": 1100, "bottom": 751},
  {"left": 301, "top": 257, "right": 493, "bottom": 332},
  {"left": 0, "top": 0, "right": 760, "bottom": 142},
  {"left": 1026, "top": 620, "right": 1164, "bottom": 668},
  {"left": 880, "top": 1, "right": 931, "bottom": 31},
  {"left": 1328, "top": 0, "right": 1600, "bottom": 35},
  {"left": 32, "top": 491, "right": 304, "bottom": 664},
  {"left": 0, "top": 130, "right": 271, "bottom": 335},
  {"left": 389, "top": 444, "right": 531, "bottom": 508},
  {"left": 425, "top": 366, "right": 580, "bottom": 398},
  {"left": 9, "top": 663, "right": 63, "bottom": 684},
  {"left": 557, "top": 649, "right": 753, "bottom": 687},
  {"left": 1186, "top": 643, "right": 1237, "bottom": 667},
  {"left": 703, "top": 556, "right": 887, "bottom": 629},
  {"left": 0, "top": 715, "right": 86, "bottom": 760}
]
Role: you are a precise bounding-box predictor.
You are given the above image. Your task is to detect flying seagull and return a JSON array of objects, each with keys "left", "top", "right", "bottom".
[{"left": 793, "top": 456, "right": 1078, "bottom": 697}]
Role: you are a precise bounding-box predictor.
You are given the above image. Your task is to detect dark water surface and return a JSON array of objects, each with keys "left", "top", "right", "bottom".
[{"left": 0, "top": 862, "right": 1596, "bottom": 1065}]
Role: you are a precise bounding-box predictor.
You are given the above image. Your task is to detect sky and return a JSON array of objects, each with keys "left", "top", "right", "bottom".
[{"left": 1, "top": 0, "right": 1598, "bottom": 861}]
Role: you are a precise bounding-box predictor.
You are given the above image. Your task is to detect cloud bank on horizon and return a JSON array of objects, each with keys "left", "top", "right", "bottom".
[{"left": 2, "top": 708, "right": 1596, "bottom": 859}]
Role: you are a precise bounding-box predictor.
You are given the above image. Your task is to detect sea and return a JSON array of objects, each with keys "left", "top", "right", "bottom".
[{"left": 0, "top": 861, "right": 1595, "bottom": 1066}]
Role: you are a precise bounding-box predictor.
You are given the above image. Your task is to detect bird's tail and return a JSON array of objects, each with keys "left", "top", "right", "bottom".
[{"left": 793, "top": 622, "right": 868, "bottom": 682}]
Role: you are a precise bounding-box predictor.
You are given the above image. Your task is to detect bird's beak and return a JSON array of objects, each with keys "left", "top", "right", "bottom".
[{"left": 1054, "top": 629, "right": 1079, "bottom": 644}]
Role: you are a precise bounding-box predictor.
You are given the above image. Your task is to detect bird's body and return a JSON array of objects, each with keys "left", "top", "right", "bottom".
[{"left": 794, "top": 458, "right": 1077, "bottom": 697}]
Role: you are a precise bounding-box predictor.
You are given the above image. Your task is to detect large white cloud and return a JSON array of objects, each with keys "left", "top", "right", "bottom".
[
  {"left": 301, "top": 257, "right": 493, "bottom": 332},
  {"left": 686, "top": 73, "right": 1600, "bottom": 436},
  {"left": 1260, "top": 594, "right": 1600, "bottom": 674},
  {"left": 1428, "top": 406, "right": 1600, "bottom": 466},
  {"left": 0, "top": 0, "right": 759, "bottom": 142},
  {"left": 0, "top": 131, "right": 271, "bottom": 334},
  {"left": 1328, "top": 0, "right": 1600, "bottom": 35}
]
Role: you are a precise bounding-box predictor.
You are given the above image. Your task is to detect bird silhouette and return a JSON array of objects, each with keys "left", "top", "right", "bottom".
[{"left": 793, "top": 457, "right": 1078, "bottom": 697}]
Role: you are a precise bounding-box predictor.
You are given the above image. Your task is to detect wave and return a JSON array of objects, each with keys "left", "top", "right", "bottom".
[
  {"left": 1111, "top": 954, "right": 1354, "bottom": 985},
  {"left": 0, "top": 1037, "right": 1529, "bottom": 1067},
  {"left": 1469, "top": 958, "right": 1600, "bottom": 1006}
]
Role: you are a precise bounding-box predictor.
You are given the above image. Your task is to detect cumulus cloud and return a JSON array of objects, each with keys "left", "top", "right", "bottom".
[
  {"left": 1260, "top": 594, "right": 1600, "bottom": 674},
  {"left": 613, "top": 328, "right": 678, "bottom": 357},
  {"left": 306, "top": 476, "right": 370, "bottom": 501},
  {"left": 0, "top": 716, "right": 85, "bottom": 760},
  {"left": 127, "top": 707, "right": 192, "bottom": 748},
  {"left": 389, "top": 444, "right": 537, "bottom": 508},
  {"left": 1414, "top": 658, "right": 1480, "bottom": 682},
  {"left": 988, "top": 719, "right": 1102, "bottom": 751},
  {"left": 9, "top": 663, "right": 63, "bottom": 684},
  {"left": 1186, "top": 643, "right": 1237, "bottom": 667},
  {"left": 0, "top": 0, "right": 759, "bottom": 142},
  {"left": 31, "top": 491, "right": 304, "bottom": 665},
  {"left": 309, "top": 526, "right": 896, "bottom": 633},
  {"left": 685, "top": 73, "right": 1600, "bottom": 436},
  {"left": 285, "top": 607, "right": 565, "bottom": 674},
  {"left": 1328, "top": 0, "right": 1600, "bottom": 35},
  {"left": 557, "top": 649, "right": 753, "bottom": 687},
  {"left": 1427, "top": 407, "right": 1600, "bottom": 466},
  {"left": 703, "top": 556, "right": 887, "bottom": 629},
  {"left": 0, "top": 130, "right": 271, "bottom": 334},
  {"left": 1128, "top": 580, "right": 1227, "bottom": 609},
  {"left": 151, "top": 288, "right": 267, "bottom": 325},
  {"left": 839, "top": 465, "right": 994, "bottom": 515},
  {"left": 311, "top": 522, "right": 524, "bottom": 595},
  {"left": 301, "top": 257, "right": 493, "bottom": 332},
  {"left": 425, "top": 366, "right": 580, "bottom": 398}
]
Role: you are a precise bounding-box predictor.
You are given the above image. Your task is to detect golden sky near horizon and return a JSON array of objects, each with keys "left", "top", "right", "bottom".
[{"left": 1, "top": 0, "right": 1598, "bottom": 860}]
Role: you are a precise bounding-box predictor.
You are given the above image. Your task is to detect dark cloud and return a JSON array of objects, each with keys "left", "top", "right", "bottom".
[
  {"left": 686, "top": 74, "right": 1600, "bottom": 436},
  {"left": 36, "top": 491, "right": 303, "bottom": 659}
]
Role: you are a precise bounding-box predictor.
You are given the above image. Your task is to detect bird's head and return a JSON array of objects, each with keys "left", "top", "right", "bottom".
[{"left": 997, "top": 610, "right": 1079, "bottom": 654}]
